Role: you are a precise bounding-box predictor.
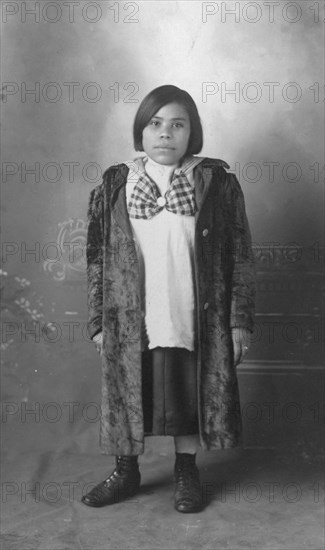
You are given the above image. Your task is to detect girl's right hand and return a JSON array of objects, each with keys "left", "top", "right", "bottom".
[{"left": 92, "top": 332, "right": 103, "bottom": 355}]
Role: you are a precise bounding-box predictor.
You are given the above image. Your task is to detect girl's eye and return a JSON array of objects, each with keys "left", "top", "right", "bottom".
[{"left": 148, "top": 120, "right": 184, "bottom": 128}]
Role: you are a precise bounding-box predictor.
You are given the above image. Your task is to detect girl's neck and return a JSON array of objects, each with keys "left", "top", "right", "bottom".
[
  {"left": 146, "top": 155, "right": 179, "bottom": 170},
  {"left": 144, "top": 156, "right": 179, "bottom": 191},
  {"left": 145, "top": 157, "right": 179, "bottom": 180}
]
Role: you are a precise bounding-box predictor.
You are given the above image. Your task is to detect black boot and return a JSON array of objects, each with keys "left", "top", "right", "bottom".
[
  {"left": 174, "top": 453, "right": 202, "bottom": 513},
  {"left": 81, "top": 456, "right": 140, "bottom": 507}
]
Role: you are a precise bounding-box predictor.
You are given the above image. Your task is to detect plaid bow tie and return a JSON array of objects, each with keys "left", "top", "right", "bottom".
[{"left": 128, "top": 171, "right": 197, "bottom": 219}]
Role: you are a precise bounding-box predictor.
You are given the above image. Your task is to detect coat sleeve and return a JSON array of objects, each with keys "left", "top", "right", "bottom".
[
  {"left": 226, "top": 172, "right": 256, "bottom": 332},
  {"left": 86, "top": 182, "right": 105, "bottom": 340}
]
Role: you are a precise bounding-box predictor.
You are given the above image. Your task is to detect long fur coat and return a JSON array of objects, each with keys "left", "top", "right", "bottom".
[{"left": 86, "top": 158, "right": 255, "bottom": 455}]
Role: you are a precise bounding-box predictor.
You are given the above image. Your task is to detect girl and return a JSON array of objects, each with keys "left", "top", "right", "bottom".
[{"left": 82, "top": 85, "right": 255, "bottom": 513}]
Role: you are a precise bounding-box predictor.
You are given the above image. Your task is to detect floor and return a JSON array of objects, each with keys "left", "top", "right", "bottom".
[{"left": 1, "top": 434, "right": 324, "bottom": 550}]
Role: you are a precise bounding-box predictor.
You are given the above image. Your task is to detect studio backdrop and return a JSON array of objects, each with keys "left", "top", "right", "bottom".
[{"left": 1, "top": 0, "right": 324, "bottom": 458}]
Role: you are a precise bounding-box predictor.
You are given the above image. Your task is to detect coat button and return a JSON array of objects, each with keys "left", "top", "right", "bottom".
[
  {"left": 203, "top": 302, "right": 209, "bottom": 310},
  {"left": 157, "top": 196, "right": 166, "bottom": 207},
  {"left": 202, "top": 229, "right": 209, "bottom": 237}
]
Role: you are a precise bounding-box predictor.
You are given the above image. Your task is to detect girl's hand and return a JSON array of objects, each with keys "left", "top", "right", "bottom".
[
  {"left": 231, "top": 328, "right": 250, "bottom": 366},
  {"left": 92, "top": 332, "right": 103, "bottom": 355}
]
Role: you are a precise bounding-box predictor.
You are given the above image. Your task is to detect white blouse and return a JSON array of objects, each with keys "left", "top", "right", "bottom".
[{"left": 125, "top": 155, "right": 204, "bottom": 351}]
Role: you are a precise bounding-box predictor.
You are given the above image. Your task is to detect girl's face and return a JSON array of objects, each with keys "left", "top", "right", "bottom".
[{"left": 142, "top": 102, "right": 191, "bottom": 166}]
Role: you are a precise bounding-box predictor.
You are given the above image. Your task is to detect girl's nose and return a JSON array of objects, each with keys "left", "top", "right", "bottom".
[{"left": 160, "top": 125, "right": 171, "bottom": 138}]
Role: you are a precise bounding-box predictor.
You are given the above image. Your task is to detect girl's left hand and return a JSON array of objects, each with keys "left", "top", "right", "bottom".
[
  {"left": 92, "top": 331, "right": 103, "bottom": 355},
  {"left": 231, "top": 328, "right": 250, "bottom": 366}
]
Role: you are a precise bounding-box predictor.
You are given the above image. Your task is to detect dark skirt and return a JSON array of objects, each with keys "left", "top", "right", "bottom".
[{"left": 141, "top": 347, "right": 199, "bottom": 436}]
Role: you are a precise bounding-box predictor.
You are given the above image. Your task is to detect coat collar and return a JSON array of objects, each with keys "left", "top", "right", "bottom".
[{"left": 108, "top": 158, "right": 229, "bottom": 240}]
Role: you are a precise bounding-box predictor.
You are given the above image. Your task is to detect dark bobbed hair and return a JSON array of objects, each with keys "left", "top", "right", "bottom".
[{"left": 133, "top": 85, "right": 203, "bottom": 155}]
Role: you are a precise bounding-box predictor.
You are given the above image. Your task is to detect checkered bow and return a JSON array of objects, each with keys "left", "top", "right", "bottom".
[{"left": 128, "top": 171, "right": 197, "bottom": 219}]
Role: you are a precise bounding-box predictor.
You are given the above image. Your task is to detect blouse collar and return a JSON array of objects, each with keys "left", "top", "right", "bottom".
[{"left": 125, "top": 154, "right": 206, "bottom": 179}]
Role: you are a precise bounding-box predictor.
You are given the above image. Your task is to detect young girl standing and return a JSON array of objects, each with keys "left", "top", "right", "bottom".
[{"left": 82, "top": 85, "right": 255, "bottom": 513}]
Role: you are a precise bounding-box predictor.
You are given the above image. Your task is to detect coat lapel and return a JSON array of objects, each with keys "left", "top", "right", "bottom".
[{"left": 110, "top": 164, "right": 134, "bottom": 240}]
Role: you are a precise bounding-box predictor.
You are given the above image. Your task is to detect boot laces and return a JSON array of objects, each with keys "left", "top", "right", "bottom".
[{"left": 175, "top": 462, "right": 200, "bottom": 490}]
